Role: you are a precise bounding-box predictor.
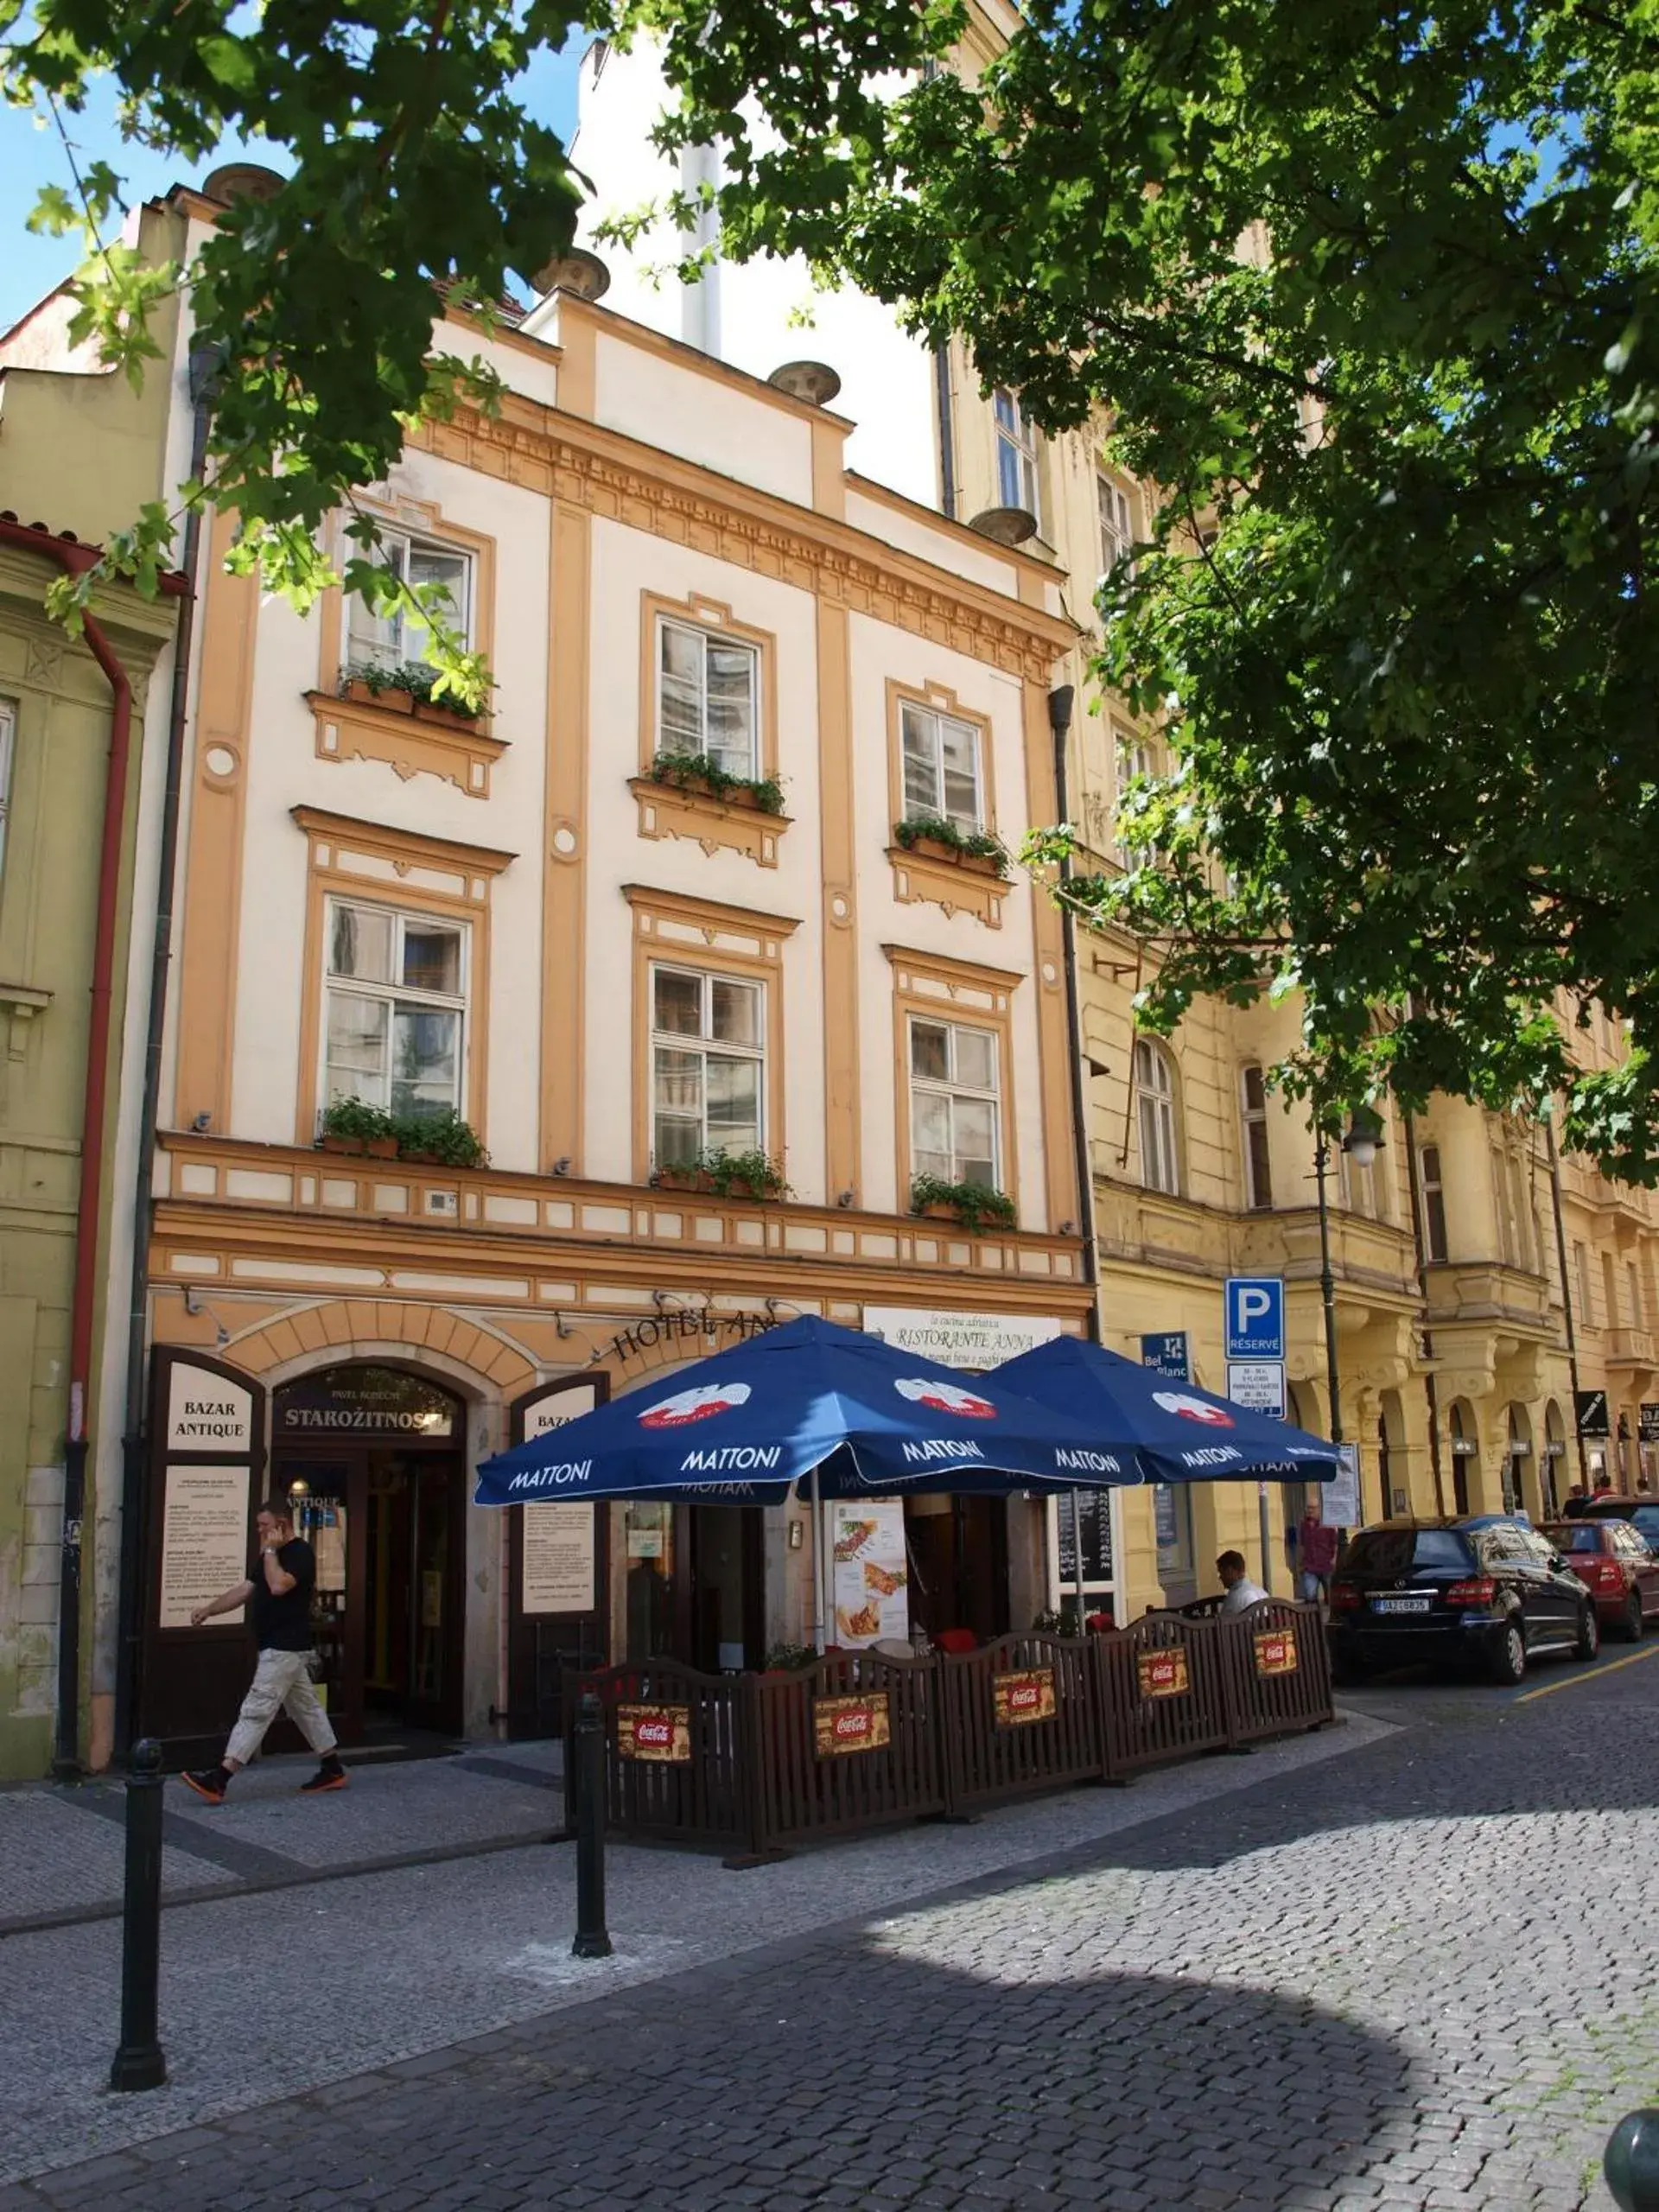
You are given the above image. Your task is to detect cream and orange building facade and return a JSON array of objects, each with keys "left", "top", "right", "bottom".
[{"left": 118, "top": 178, "right": 1097, "bottom": 1761}]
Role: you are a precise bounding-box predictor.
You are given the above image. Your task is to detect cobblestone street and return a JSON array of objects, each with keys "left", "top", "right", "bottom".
[{"left": 6, "top": 1654, "right": 1659, "bottom": 2210}]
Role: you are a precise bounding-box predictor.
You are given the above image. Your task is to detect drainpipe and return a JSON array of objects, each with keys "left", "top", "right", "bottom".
[
  {"left": 111, "top": 346, "right": 219, "bottom": 1764},
  {"left": 0, "top": 514, "right": 179, "bottom": 1778},
  {"left": 1543, "top": 1112, "right": 1591, "bottom": 1494},
  {"left": 934, "top": 346, "right": 958, "bottom": 522},
  {"left": 1402, "top": 1110, "right": 1449, "bottom": 1516},
  {"left": 1049, "top": 683, "right": 1103, "bottom": 1630}
]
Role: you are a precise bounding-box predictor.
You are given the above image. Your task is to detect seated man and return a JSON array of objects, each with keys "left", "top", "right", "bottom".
[{"left": 1217, "top": 1548, "right": 1269, "bottom": 1614}]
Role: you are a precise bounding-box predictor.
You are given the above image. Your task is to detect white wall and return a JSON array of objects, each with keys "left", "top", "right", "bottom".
[{"left": 572, "top": 37, "right": 940, "bottom": 507}]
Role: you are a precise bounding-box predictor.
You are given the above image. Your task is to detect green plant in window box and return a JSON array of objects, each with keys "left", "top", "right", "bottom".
[
  {"left": 318, "top": 1096, "right": 399, "bottom": 1157},
  {"left": 343, "top": 661, "right": 484, "bottom": 723},
  {"left": 654, "top": 1147, "right": 790, "bottom": 1200},
  {"left": 761, "top": 1641, "right": 817, "bottom": 1675},
  {"left": 892, "top": 815, "right": 1010, "bottom": 878},
  {"left": 391, "top": 1105, "right": 488, "bottom": 1168},
  {"left": 647, "top": 749, "right": 785, "bottom": 817},
  {"left": 908, "top": 1173, "right": 1017, "bottom": 1233}
]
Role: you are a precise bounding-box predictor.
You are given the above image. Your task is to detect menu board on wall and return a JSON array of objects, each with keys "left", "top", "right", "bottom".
[
  {"left": 521, "top": 1502, "right": 597, "bottom": 1615},
  {"left": 159, "top": 1465, "right": 251, "bottom": 1627},
  {"left": 830, "top": 1499, "right": 909, "bottom": 1647},
  {"left": 1056, "top": 1489, "right": 1114, "bottom": 1586}
]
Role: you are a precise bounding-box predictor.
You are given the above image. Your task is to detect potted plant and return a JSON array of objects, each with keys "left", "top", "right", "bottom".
[
  {"left": 892, "top": 815, "right": 1011, "bottom": 879},
  {"left": 318, "top": 1096, "right": 398, "bottom": 1156},
  {"left": 697, "top": 1147, "right": 791, "bottom": 1201},
  {"left": 340, "top": 662, "right": 485, "bottom": 726},
  {"left": 391, "top": 1105, "right": 488, "bottom": 1168},
  {"left": 646, "top": 749, "right": 785, "bottom": 817},
  {"left": 341, "top": 662, "right": 416, "bottom": 715},
  {"left": 761, "top": 1641, "right": 817, "bottom": 1677},
  {"left": 653, "top": 1147, "right": 789, "bottom": 1199},
  {"left": 909, "top": 1173, "right": 1018, "bottom": 1234}
]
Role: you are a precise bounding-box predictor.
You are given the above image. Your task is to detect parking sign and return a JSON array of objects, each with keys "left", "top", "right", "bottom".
[{"left": 1224, "top": 1278, "right": 1285, "bottom": 1362}]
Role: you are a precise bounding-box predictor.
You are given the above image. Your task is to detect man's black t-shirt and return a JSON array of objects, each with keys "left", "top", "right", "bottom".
[{"left": 250, "top": 1538, "right": 316, "bottom": 1651}]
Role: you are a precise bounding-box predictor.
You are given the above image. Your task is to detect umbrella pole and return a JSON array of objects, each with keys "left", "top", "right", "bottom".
[
  {"left": 810, "top": 1464, "right": 826, "bottom": 1655},
  {"left": 1070, "top": 1488, "right": 1086, "bottom": 1635}
]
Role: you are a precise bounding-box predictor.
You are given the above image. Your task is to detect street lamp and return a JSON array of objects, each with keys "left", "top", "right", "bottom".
[{"left": 1315, "top": 1110, "right": 1388, "bottom": 1505}]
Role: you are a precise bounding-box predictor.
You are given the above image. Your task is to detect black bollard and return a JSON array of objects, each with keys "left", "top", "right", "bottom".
[
  {"left": 571, "top": 1690, "right": 613, "bottom": 1960},
  {"left": 110, "top": 1738, "right": 168, "bottom": 2091},
  {"left": 1606, "top": 2111, "right": 1659, "bottom": 2212}
]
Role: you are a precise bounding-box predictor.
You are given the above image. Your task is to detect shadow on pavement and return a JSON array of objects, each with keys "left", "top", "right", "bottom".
[{"left": 9, "top": 1931, "right": 1414, "bottom": 2212}]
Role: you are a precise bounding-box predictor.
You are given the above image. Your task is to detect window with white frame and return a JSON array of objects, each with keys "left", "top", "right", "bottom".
[
  {"left": 1135, "top": 1039, "right": 1180, "bottom": 1195},
  {"left": 900, "top": 700, "right": 983, "bottom": 833},
  {"left": 909, "top": 1016, "right": 1001, "bottom": 1191},
  {"left": 994, "top": 389, "right": 1041, "bottom": 522},
  {"left": 1420, "top": 1143, "right": 1448, "bottom": 1262},
  {"left": 1240, "top": 1065, "right": 1273, "bottom": 1210},
  {"left": 1097, "top": 474, "right": 1135, "bottom": 578},
  {"left": 0, "top": 699, "right": 14, "bottom": 882},
  {"left": 651, "top": 964, "right": 765, "bottom": 1166},
  {"left": 322, "top": 899, "right": 467, "bottom": 1119},
  {"left": 657, "top": 616, "right": 760, "bottom": 779},
  {"left": 346, "top": 530, "right": 473, "bottom": 671}
]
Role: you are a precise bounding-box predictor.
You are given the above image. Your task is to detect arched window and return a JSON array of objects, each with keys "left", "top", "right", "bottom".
[{"left": 1135, "top": 1039, "right": 1180, "bottom": 1196}]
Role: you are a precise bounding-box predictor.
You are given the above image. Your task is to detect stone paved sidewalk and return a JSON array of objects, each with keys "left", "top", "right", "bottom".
[
  {"left": 6, "top": 1652, "right": 1659, "bottom": 2210},
  {"left": 0, "top": 1714, "right": 1386, "bottom": 2186},
  {"left": 0, "top": 1740, "right": 564, "bottom": 1933}
]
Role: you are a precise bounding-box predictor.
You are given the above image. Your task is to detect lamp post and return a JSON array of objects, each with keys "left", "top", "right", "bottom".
[{"left": 1314, "top": 1109, "right": 1385, "bottom": 1522}]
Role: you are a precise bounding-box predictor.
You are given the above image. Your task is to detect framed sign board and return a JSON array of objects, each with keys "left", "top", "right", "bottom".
[{"left": 504, "top": 1372, "right": 611, "bottom": 1738}]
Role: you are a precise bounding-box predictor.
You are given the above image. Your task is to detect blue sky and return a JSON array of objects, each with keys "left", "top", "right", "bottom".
[{"left": 1, "top": 43, "right": 586, "bottom": 334}]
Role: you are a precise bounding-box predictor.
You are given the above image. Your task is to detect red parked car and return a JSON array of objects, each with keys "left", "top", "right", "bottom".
[{"left": 1540, "top": 1519, "right": 1659, "bottom": 1642}]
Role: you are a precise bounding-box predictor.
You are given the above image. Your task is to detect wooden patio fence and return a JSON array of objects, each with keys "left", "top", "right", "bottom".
[{"left": 569, "top": 1599, "right": 1334, "bottom": 1860}]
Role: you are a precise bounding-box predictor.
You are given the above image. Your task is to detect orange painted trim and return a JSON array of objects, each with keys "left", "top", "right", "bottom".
[
  {"left": 174, "top": 503, "right": 259, "bottom": 1129},
  {"left": 540, "top": 499, "right": 591, "bottom": 1173}
]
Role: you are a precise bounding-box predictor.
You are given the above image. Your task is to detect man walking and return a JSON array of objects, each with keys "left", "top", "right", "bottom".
[
  {"left": 1295, "top": 1497, "right": 1340, "bottom": 1605},
  {"left": 181, "top": 1498, "right": 346, "bottom": 1803}
]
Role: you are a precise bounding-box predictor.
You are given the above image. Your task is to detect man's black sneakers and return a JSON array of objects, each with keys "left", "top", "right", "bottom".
[
  {"left": 300, "top": 1754, "right": 348, "bottom": 1794},
  {"left": 181, "top": 1766, "right": 229, "bottom": 1805}
]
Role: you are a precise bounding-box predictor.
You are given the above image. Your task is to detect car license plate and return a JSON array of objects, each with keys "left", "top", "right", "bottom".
[{"left": 1370, "top": 1595, "right": 1431, "bottom": 1614}]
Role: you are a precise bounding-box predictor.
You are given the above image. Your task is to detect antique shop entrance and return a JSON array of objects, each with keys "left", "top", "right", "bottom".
[{"left": 269, "top": 1364, "right": 469, "bottom": 1745}]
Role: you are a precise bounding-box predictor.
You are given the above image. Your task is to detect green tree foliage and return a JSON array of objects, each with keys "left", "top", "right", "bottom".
[
  {"left": 630, "top": 0, "right": 1659, "bottom": 1178},
  {"left": 3, "top": 0, "right": 594, "bottom": 703},
  {"left": 5, "top": 0, "right": 1656, "bottom": 1173}
]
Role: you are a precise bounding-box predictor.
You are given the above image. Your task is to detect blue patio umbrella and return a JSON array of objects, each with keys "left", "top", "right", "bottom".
[
  {"left": 994, "top": 1335, "right": 1342, "bottom": 1486},
  {"left": 472, "top": 1315, "right": 1140, "bottom": 1507}
]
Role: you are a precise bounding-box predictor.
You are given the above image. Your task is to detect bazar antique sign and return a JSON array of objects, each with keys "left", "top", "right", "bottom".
[
  {"left": 813, "top": 1693, "right": 892, "bottom": 1757},
  {"left": 1137, "top": 1647, "right": 1190, "bottom": 1699},
  {"left": 992, "top": 1668, "right": 1057, "bottom": 1727},
  {"left": 1253, "top": 1629, "right": 1300, "bottom": 1677},
  {"left": 166, "top": 1364, "right": 255, "bottom": 1452},
  {"left": 616, "top": 1703, "right": 691, "bottom": 1762}
]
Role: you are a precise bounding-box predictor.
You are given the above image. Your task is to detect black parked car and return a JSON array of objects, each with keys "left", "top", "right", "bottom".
[{"left": 1327, "top": 1517, "right": 1599, "bottom": 1685}]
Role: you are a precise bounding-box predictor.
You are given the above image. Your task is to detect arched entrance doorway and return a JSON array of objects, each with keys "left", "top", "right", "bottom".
[
  {"left": 1447, "top": 1401, "right": 1478, "bottom": 1517},
  {"left": 1542, "top": 1400, "right": 1568, "bottom": 1513},
  {"left": 271, "top": 1363, "right": 468, "bottom": 1745},
  {"left": 1503, "top": 1403, "right": 1534, "bottom": 1518}
]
